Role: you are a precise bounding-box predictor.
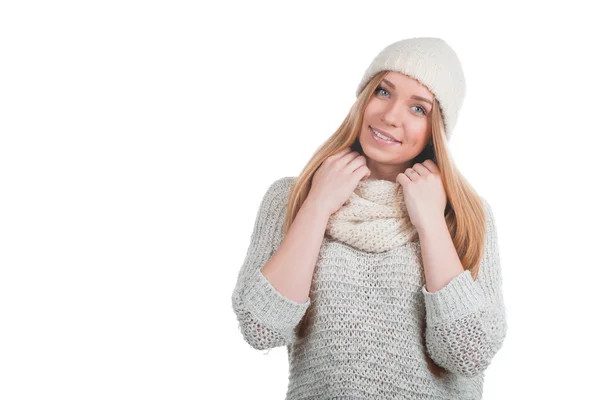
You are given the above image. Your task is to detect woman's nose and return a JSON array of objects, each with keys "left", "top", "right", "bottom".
[{"left": 381, "top": 105, "right": 402, "bottom": 127}]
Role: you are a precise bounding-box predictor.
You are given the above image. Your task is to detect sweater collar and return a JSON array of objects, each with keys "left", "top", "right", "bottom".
[{"left": 325, "top": 178, "right": 418, "bottom": 253}]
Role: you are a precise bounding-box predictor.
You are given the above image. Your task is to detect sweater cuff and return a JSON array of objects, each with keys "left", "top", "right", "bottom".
[
  {"left": 241, "top": 268, "right": 311, "bottom": 332},
  {"left": 421, "top": 270, "right": 487, "bottom": 327}
]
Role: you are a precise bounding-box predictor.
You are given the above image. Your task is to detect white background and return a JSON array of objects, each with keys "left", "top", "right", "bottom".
[{"left": 1, "top": 1, "right": 599, "bottom": 399}]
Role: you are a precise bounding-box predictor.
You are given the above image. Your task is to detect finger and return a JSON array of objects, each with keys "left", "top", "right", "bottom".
[
  {"left": 396, "top": 173, "right": 410, "bottom": 185},
  {"left": 422, "top": 159, "right": 440, "bottom": 174},
  {"left": 339, "top": 150, "right": 362, "bottom": 167},
  {"left": 411, "top": 163, "right": 429, "bottom": 176},
  {"left": 345, "top": 153, "right": 367, "bottom": 174},
  {"left": 404, "top": 168, "right": 420, "bottom": 181},
  {"left": 354, "top": 165, "right": 370, "bottom": 182},
  {"left": 329, "top": 147, "right": 353, "bottom": 162}
]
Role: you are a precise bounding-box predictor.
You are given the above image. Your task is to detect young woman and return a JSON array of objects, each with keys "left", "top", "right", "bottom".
[{"left": 231, "top": 37, "right": 507, "bottom": 400}]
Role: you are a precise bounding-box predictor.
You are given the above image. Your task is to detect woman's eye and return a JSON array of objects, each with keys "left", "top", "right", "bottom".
[
  {"left": 375, "top": 86, "right": 427, "bottom": 116},
  {"left": 412, "top": 105, "right": 427, "bottom": 115},
  {"left": 375, "top": 86, "right": 389, "bottom": 97}
]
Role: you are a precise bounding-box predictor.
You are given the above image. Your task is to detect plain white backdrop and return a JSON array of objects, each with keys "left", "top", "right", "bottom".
[{"left": 1, "top": 0, "right": 599, "bottom": 399}]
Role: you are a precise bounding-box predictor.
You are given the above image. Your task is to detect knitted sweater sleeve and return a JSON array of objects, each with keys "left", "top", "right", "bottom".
[
  {"left": 421, "top": 197, "right": 508, "bottom": 377},
  {"left": 231, "top": 177, "right": 311, "bottom": 351}
]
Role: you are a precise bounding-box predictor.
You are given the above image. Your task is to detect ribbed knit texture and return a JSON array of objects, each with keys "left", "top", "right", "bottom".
[{"left": 231, "top": 176, "right": 507, "bottom": 399}]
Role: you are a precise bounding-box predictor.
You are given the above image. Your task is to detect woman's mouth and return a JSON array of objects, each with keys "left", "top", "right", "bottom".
[{"left": 370, "top": 126, "right": 401, "bottom": 145}]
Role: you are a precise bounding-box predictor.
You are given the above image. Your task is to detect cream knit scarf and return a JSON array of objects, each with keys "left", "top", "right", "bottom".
[{"left": 325, "top": 179, "right": 418, "bottom": 253}]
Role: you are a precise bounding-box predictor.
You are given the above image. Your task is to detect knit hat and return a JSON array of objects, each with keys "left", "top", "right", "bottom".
[{"left": 355, "top": 37, "right": 466, "bottom": 141}]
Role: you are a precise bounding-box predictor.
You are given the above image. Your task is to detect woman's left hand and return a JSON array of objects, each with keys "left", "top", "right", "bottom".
[{"left": 396, "top": 159, "right": 447, "bottom": 232}]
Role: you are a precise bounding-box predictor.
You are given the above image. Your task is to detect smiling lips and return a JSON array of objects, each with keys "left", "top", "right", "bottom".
[{"left": 370, "top": 126, "right": 401, "bottom": 143}]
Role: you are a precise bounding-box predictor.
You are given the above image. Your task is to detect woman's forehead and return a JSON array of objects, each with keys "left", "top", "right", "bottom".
[{"left": 382, "top": 71, "right": 434, "bottom": 99}]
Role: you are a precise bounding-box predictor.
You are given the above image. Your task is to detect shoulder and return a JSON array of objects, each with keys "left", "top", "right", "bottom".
[
  {"left": 264, "top": 176, "right": 297, "bottom": 198},
  {"left": 270, "top": 176, "right": 297, "bottom": 191},
  {"left": 478, "top": 196, "right": 497, "bottom": 224},
  {"left": 259, "top": 176, "right": 297, "bottom": 211},
  {"left": 478, "top": 196, "right": 499, "bottom": 244}
]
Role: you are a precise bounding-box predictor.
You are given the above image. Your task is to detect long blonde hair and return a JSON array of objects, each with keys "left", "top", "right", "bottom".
[{"left": 284, "top": 70, "right": 487, "bottom": 378}]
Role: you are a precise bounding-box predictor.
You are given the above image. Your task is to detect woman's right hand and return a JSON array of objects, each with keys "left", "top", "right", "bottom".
[{"left": 306, "top": 147, "right": 371, "bottom": 216}]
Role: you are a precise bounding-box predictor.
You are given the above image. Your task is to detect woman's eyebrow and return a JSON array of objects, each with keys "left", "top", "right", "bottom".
[{"left": 382, "top": 78, "right": 433, "bottom": 105}]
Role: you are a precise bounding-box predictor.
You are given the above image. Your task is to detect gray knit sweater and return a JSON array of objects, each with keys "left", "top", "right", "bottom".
[{"left": 231, "top": 176, "right": 507, "bottom": 399}]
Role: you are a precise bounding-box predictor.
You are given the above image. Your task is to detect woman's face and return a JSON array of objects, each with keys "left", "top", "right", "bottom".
[{"left": 358, "top": 71, "right": 434, "bottom": 182}]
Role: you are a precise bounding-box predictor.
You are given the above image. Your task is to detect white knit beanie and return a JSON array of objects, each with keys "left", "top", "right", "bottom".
[{"left": 355, "top": 37, "right": 466, "bottom": 141}]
